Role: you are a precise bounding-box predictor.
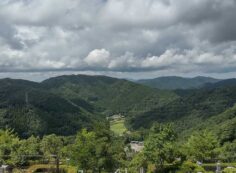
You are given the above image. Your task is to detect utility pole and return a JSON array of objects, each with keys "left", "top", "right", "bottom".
[{"left": 25, "top": 92, "right": 29, "bottom": 106}]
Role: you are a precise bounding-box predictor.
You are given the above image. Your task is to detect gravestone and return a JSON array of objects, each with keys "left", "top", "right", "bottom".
[
  {"left": 216, "top": 162, "right": 221, "bottom": 173},
  {"left": 0, "top": 165, "right": 13, "bottom": 173}
]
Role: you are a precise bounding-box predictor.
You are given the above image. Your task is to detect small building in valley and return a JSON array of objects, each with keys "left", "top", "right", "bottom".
[{"left": 130, "top": 141, "right": 144, "bottom": 152}]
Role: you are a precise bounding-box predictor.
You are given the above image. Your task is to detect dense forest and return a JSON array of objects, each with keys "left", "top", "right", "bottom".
[
  {"left": 0, "top": 75, "right": 236, "bottom": 172},
  {"left": 136, "top": 76, "right": 220, "bottom": 90}
]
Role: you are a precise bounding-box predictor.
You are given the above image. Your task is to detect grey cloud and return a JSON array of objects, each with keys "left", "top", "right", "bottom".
[
  {"left": 0, "top": 20, "right": 23, "bottom": 49},
  {"left": 0, "top": 0, "right": 236, "bottom": 78}
]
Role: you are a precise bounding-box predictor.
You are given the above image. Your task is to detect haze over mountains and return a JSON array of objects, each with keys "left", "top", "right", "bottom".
[{"left": 0, "top": 74, "right": 236, "bottom": 143}]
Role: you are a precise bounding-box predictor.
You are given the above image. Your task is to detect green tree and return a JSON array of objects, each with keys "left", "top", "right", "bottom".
[
  {"left": 129, "top": 152, "right": 147, "bottom": 173},
  {"left": 110, "top": 136, "right": 127, "bottom": 169},
  {"left": 184, "top": 130, "right": 219, "bottom": 162},
  {"left": 93, "top": 122, "right": 117, "bottom": 172},
  {"left": 0, "top": 129, "right": 20, "bottom": 165},
  {"left": 143, "top": 123, "right": 177, "bottom": 171},
  {"left": 16, "top": 136, "right": 41, "bottom": 165},
  {"left": 70, "top": 129, "right": 97, "bottom": 172},
  {"left": 70, "top": 123, "right": 127, "bottom": 173},
  {"left": 219, "top": 140, "right": 236, "bottom": 162},
  {"left": 41, "top": 134, "right": 63, "bottom": 173}
]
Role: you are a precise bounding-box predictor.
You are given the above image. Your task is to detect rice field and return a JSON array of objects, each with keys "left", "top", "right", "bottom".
[{"left": 110, "top": 118, "right": 127, "bottom": 135}]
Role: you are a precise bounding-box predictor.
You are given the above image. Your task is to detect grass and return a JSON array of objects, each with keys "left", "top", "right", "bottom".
[
  {"left": 110, "top": 118, "right": 127, "bottom": 135},
  {"left": 25, "top": 164, "right": 77, "bottom": 173},
  {"left": 202, "top": 163, "right": 236, "bottom": 167}
]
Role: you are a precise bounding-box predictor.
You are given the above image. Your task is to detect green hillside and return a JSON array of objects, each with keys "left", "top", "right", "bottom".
[
  {"left": 0, "top": 78, "right": 101, "bottom": 137},
  {"left": 110, "top": 118, "right": 127, "bottom": 135},
  {"left": 0, "top": 75, "right": 178, "bottom": 137},
  {"left": 128, "top": 83, "right": 236, "bottom": 141},
  {"left": 196, "top": 104, "right": 236, "bottom": 143},
  {"left": 0, "top": 74, "right": 236, "bottom": 142},
  {"left": 137, "top": 76, "right": 220, "bottom": 90},
  {"left": 41, "top": 75, "right": 178, "bottom": 115}
]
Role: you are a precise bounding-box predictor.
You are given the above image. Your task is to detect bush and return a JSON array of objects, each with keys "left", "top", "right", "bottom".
[
  {"left": 177, "top": 161, "right": 210, "bottom": 173},
  {"left": 223, "top": 167, "right": 236, "bottom": 173}
]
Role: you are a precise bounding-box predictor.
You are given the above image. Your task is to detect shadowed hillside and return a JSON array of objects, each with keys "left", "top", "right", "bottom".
[
  {"left": 0, "top": 75, "right": 178, "bottom": 137},
  {"left": 128, "top": 80, "right": 236, "bottom": 140}
]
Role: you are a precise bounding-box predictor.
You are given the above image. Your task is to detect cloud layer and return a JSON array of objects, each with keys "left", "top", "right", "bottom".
[{"left": 0, "top": 0, "right": 236, "bottom": 77}]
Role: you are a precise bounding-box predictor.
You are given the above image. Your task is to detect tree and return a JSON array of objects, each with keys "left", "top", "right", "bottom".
[
  {"left": 93, "top": 122, "right": 117, "bottom": 172},
  {"left": 129, "top": 152, "right": 147, "bottom": 173},
  {"left": 219, "top": 140, "right": 236, "bottom": 162},
  {"left": 110, "top": 136, "right": 127, "bottom": 169},
  {"left": 70, "top": 122, "right": 127, "bottom": 173},
  {"left": 41, "top": 134, "right": 63, "bottom": 173},
  {"left": 16, "top": 136, "right": 41, "bottom": 165},
  {"left": 70, "top": 129, "right": 97, "bottom": 172},
  {"left": 143, "top": 123, "right": 177, "bottom": 171},
  {"left": 0, "top": 129, "right": 20, "bottom": 165},
  {"left": 184, "top": 130, "right": 219, "bottom": 162}
]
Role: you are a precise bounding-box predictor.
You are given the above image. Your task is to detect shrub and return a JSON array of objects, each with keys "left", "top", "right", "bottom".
[
  {"left": 223, "top": 167, "right": 236, "bottom": 173},
  {"left": 177, "top": 161, "right": 208, "bottom": 173}
]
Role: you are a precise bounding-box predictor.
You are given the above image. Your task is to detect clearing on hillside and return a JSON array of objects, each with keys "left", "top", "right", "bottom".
[{"left": 110, "top": 118, "right": 127, "bottom": 135}]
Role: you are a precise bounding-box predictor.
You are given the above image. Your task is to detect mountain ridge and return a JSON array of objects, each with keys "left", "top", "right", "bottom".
[
  {"left": 0, "top": 74, "right": 178, "bottom": 137},
  {"left": 136, "top": 76, "right": 221, "bottom": 90},
  {"left": 0, "top": 74, "right": 236, "bottom": 141}
]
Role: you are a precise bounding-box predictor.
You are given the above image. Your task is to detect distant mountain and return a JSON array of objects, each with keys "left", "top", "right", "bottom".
[
  {"left": 204, "top": 78, "right": 236, "bottom": 89},
  {"left": 128, "top": 82, "right": 236, "bottom": 142},
  {"left": 1, "top": 74, "right": 236, "bottom": 141},
  {"left": 0, "top": 78, "right": 100, "bottom": 137},
  {"left": 0, "top": 75, "right": 178, "bottom": 137},
  {"left": 136, "top": 76, "right": 220, "bottom": 90},
  {"left": 41, "top": 75, "right": 178, "bottom": 115}
]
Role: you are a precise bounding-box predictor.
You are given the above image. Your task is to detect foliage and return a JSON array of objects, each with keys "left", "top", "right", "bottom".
[
  {"left": 219, "top": 140, "right": 236, "bottom": 162},
  {"left": 42, "top": 75, "right": 177, "bottom": 116},
  {"left": 223, "top": 167, "right": 236, "bottom": 173},
  {"left": 70, "top": 122, "right": 127, "bottom": 172},
  {"left": 15, "top": 136, "right": 41, "bottom": 165},
  {"left": 0, "top": 80, "right": 100, "bottom": 137},
  {"left": 177, "top": 161, "right": 207, "bottom": 173},
  {"left": 128, "top": 152, "right": 147, "bottom": 173},
  {"left": 184, "top": 130, "right": 219, "bottom": 162},
  {"left": 70, "top": 129, "right": 97, "bottom": 171},
  {"left": 0, "top": 129, "right": 20, "bottom": 165},
  {"left": 0, "top": 75, "right": 177, "bottom": 137},
  {"left": 128, "top": 82, "right": 236, "bottom": 143},
  {"left": 26, "top": 164, "right": 77, "bottom": 173},
  {"left": 1, "top": 75, "right": 236, "bottom": 171},
  {"left": 41, "top": 134, "right": 63, "bottom": 157},
  {"left": 143, "top": 123, "right": 178, "bottom": 171}
]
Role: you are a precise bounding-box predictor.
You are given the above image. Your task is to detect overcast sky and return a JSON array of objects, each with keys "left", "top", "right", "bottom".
[{"left": 0, "top": 0, "right": 236, "bottom": 81}]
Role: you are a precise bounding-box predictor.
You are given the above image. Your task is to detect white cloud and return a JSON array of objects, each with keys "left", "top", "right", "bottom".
[
  {"left": 0, "top": 0, "right": 236, "bottom": 78},
  {"left": 84, "top": 49, "right": 111, "bottom": 68}
]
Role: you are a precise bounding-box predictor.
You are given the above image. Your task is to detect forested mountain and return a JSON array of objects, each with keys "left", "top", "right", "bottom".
[
  {"left": 204, "top": 78, "right": 236, "bottom": 89},
  {"left": 0, "top": 75, "right": 178, "bottom": 137},
  {"left": 136, "top": 76, "right": 220, "bottom": 90},
  {"left": 0, "top": 78, "right": 101, "bottom": 137},
  {"left": 41, "top": 75, "right": 177, "bottom": 115},
  {"left": 194, "top": 104, "right": 236, "bottom": 143},
  {"left": 128, "top": 80, "right": 236, "bottom": 141},
  {"left": 1, "top": 76, "right": 236, "bottom": 172},
  {"left": 0, "top": 74, "right": 236, "bottom": 142}
]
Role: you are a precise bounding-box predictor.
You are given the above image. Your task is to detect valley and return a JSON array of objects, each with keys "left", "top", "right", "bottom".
[{"left": 0, "top": 74, "right": 236, "bottom": 173}]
